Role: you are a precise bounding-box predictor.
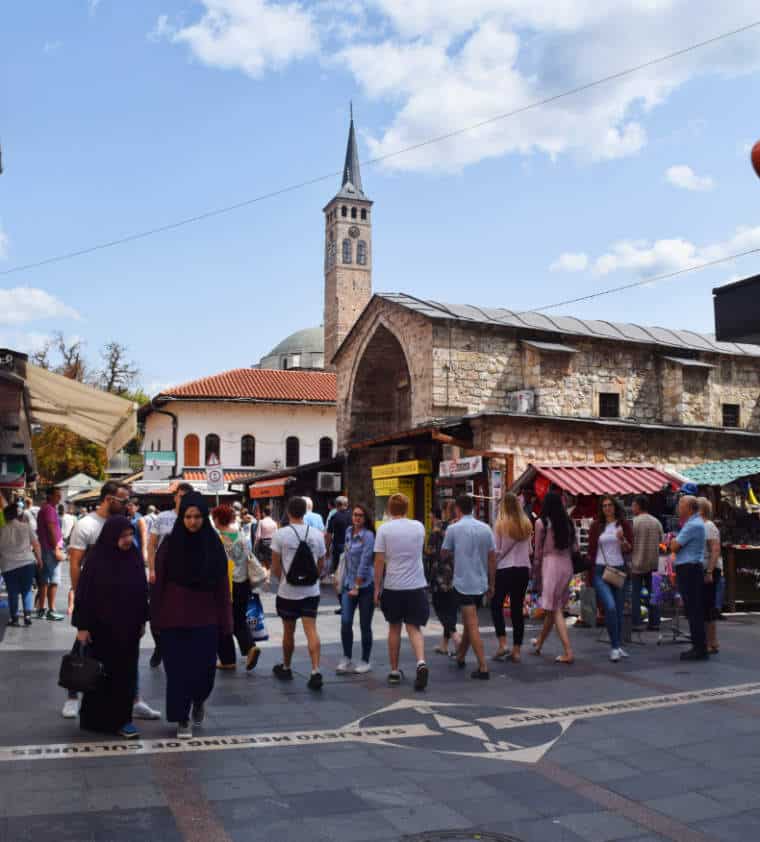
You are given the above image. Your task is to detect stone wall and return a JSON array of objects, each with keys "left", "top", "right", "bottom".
[
  {"left": 430, "top": 322, "right": 760, "bottom": 430},
  {"left": 473, "top": 415, "right": 760, "bottom": 477}
]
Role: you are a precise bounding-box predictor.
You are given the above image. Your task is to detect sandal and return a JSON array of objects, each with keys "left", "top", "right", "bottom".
[
  {"left": 434, "top": 646, "right": 449, "bottom": 655},
  {"left": 491, "top": 649, "right": 508, "bottom": 661},
  {"left": 531, "top": 638, "right": 542, "bottom": 656},
  {"left": 709, "top": 646, "right": 720, "bottom": 654},
  {"left": 510, "top": 650, "right": 522, "bottom": 664},
  {"left": 555, "top": 655, "right": 575, "bottom": 665}
]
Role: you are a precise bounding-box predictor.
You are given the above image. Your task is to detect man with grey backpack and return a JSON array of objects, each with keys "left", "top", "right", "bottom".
[{"left": 270, "top": 496, "right": 326, "bottom": 691}]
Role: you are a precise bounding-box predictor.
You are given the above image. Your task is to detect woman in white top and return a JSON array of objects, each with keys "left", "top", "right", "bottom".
[
  {"left": 491, "top": 493, "right": 533, "bottom": 663},
  {"left": 0, "top": 502, "right": 42, "bottom": 626},
  {"left": 697, "top": 497, "right": 721, "bottom": 654}
]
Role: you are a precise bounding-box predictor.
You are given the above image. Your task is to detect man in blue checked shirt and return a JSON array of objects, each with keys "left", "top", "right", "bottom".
[{"left": 670, "top": 495, "right": 708, "bottom": 661}]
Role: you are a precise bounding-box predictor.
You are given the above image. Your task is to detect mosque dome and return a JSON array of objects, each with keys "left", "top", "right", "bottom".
[{"left": 257, "top": 326, "right": 324, "bottom": 370}]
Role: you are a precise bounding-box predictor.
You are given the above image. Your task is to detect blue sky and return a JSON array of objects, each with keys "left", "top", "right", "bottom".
[{"left": 1, "top": 1, "right": 759, "bottom": 392}]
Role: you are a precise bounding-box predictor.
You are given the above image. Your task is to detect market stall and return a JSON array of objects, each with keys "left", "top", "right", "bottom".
[
  {"left": 681, "top": 457, "right": 760, "bottom": 611},
  {"left": 511, "top": 462, "right": 683, "bottom": 623}
]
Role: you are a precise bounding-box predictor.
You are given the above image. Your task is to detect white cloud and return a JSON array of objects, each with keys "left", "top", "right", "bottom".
[
  {"left": 154, "top": 1, "right": 760, "bottom": 172},
  {"left": 0, "top": 331, "right": 56, "bottom": 355},
  {"left": 342, "top": 1, "right": 760, "bottom": 171},
  {"left": 552, "top": 224, "right": 760, "bottom": 278},
  {"left": 665, "top": 164, "right": 714, "bottom": 191},
  {"left": 43, "top": 40, "right": 62, "bottom": 54},
  {"left": 0, "top": 288, "right": 81, "bottom": 325},
  {"left": 155, "top": 0, "right": 318, "bottom": 78},
  {"left": 550, "top": 252, "right": 589, "bottom": 272},
  {"left": 0, "top": 223, "right": 8, "bottom": 260}
]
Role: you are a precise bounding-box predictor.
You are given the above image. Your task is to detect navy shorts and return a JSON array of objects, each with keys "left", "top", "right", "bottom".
[
  {"left": 380, "top": 588, "right": 430, "bottom": 627},
  {"left": 454, "top": 589, "right": 485, "bottom": 608}
]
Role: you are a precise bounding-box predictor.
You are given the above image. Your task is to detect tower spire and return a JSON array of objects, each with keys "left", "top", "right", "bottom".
[{"left": 341, "top": 104, "right": 364, "bottom": 196}]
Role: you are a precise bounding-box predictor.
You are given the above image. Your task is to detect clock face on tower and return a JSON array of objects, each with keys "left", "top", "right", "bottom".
[{"left": 348, "top": 225, "right": 360, "bottom": 238}]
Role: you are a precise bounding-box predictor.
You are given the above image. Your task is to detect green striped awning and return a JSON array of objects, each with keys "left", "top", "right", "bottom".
[{"left": 681, "top": 457, "right": 760, "bottom": 486}]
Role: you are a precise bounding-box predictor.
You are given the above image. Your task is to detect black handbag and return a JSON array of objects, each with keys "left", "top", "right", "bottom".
[
  {"left": 58, "top": 642, "right": 106, "bottom": 693},
  {"left": 572, "top": 550, "right": 589, "bottom": 575}
]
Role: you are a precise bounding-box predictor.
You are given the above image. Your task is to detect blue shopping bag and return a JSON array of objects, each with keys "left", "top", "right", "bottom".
[{"left": 246, "top": 593, "right": 269, "bottom": 641}]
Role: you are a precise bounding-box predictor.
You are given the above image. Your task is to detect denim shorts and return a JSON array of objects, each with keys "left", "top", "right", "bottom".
[{"left": 40, "top": 548, "right": 62, "bottom": 585}]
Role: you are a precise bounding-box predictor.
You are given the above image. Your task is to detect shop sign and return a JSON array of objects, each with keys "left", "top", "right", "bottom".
[
  {"left": 206, "top": 454, "right": 225, "bottom": 494},
  {"left": 371, "top": 460, "right": 432, "bottom": 480},
  {"left": 439, "top": 455, "right": 483, "bottom": 479},
  {"left": 143, "top": 451, "right": 176, "bottom": 466},
  {"left": 250, "top": 480, "right": 287, "bottom": 499}
]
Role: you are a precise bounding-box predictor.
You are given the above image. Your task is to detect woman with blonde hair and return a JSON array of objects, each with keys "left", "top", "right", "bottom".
[{"left": 491, "top": 493, "right": 533, "bottom": 662}]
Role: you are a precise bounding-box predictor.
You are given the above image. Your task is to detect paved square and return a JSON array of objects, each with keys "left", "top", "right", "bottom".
[{"left": 1, "top": 587, "right": 759, "bottom": 842}]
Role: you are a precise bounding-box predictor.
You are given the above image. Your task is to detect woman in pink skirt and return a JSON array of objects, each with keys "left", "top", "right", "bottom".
[{"left": 531, "top": 492, "right": 575, "bottom": 664}]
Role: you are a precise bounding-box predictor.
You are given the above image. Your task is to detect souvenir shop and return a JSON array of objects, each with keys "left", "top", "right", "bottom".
[
  {"left": 681, "top": 457, "right": 760, "bottom": 612},
  {"left": 511, "top": 463, "right": 683, "bottom": 624}
]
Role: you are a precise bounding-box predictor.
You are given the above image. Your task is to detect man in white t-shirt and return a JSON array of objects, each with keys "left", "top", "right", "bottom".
[
  {"left": 271, "top": 496, "right": 326, "bottom": 691},
  {"left": 146, "top": 482, "right": 194, "bottom": 668},
  {"left": 374, "top": 493, "right": 429, "bottom": 691}
]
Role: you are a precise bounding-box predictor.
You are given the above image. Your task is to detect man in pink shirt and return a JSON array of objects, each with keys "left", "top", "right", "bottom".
[{"left": 36, "top": 487, "right": 65, "bottom": 620}]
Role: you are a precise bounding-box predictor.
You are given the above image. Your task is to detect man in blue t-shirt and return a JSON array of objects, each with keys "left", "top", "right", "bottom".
[
  {"left": 670, "top": 495, "right": 708, "bottom": 661},
  {"left": 441, "top": 495, "right": 496, "bottom": 680}
]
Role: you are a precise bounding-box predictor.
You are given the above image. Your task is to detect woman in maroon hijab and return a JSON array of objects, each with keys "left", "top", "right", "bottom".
[{"left": 74, "top": 516, "right": 149, "bottom": 739}]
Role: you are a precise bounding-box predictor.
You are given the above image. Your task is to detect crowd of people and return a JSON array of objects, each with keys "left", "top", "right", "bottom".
[{"left": 0, "top": 479, "right": 722, "bottom": 742}]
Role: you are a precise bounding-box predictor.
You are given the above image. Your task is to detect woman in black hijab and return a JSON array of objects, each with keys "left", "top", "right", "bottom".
[
  {"left": 74, "top": 516, "right": 149, "bottom": 739},
  {"left": 152, "top": 492, "right": 232, "bottom": 739}
]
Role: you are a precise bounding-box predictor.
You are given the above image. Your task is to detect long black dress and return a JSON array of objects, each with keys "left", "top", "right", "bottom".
[{"left": 74, "top": 516, "right": 149, "bottom": 734}]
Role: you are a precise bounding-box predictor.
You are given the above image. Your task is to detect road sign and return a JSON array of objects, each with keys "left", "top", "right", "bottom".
[{"left": 206, "top": 454, "right": 224, "bottom": 493}]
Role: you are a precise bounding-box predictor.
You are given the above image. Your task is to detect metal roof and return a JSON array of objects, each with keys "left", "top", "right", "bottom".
[
  {"left": 378, "top": 293, "right": 760, "bottom": 358},
  {"left": 522, "top": 339, "right": 578, "bottom": 354},
  {"left": 681, "top": 457, "right": 760, "bottom": 486},
  {"left": 513, "top": 463, "right": 682, "bottom": 496},
  {"left": 662, "top": 356, "right": 716, "bottom": 368}
]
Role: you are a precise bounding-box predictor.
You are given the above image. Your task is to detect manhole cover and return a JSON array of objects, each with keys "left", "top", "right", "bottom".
[{"left": 403, "top": 832, "right": 522, "bottom": 842}]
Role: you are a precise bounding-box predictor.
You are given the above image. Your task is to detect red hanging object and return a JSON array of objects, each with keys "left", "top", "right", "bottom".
[{"left": 752, "top": 141, "right": 760, "bottom": 179}]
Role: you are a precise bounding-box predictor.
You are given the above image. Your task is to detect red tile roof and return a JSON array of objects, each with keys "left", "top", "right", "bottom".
[{"left": 159, "top": 369, "right": 336, "bottom": 403}]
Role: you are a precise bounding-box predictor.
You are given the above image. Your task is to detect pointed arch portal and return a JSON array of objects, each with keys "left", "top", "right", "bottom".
[{"left": 349, "top": 324, "right": 412, "bottom": 441}]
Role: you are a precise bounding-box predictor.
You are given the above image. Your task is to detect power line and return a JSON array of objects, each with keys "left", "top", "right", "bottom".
[
  {"left": 533, "top": 247, "right": 760, "bottom": 313},
  {"left": 2, "top": 18, "right": 759, "bottom": 279}
]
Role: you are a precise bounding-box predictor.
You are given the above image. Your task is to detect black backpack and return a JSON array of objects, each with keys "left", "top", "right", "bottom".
[{"left": 285, "top": 525, "right": 319, "bottom": 587}]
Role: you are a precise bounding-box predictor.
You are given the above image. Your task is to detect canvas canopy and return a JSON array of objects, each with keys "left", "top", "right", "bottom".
[{"left": 25, "top": 364, "right": 137, "bottom": 458}]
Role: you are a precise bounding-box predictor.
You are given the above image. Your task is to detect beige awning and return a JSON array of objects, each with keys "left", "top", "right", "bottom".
[{"left": 25, "top": 364, "right": 137, "bottom": 458}]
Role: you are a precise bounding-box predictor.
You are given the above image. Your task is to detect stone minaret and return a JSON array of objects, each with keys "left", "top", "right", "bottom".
[{"left": 323, "top": 108, "right": 373, "bottom": 369}]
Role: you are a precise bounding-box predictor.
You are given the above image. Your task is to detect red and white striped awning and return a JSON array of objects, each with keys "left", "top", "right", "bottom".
[{"left": 514, "top": 463, "right": 682, "bottom": 496}]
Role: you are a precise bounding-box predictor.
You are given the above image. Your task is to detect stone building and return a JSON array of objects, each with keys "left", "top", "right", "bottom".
[{"left": 333, "top": 294, "right": 760, "bottom": 503}]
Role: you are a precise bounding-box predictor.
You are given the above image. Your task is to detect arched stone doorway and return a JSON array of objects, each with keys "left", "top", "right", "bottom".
[{"left": 349, "top": 324, "right": 412, "bottom": 441}]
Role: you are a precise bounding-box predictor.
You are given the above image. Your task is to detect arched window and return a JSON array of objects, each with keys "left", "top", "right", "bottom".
[
  {"left": 342, "top": 239, "right": 352, "bottom": 264},
  {"left": 351, "top": 207, "right": 357, "bottom": 219},
  {"left": 357, "top": 240, "right": 367, "bottom": 266},
  {"left": 360, "top": 208, "right": 367, "bottom": 220},
  {"left": 183, "top": 434, "right": 200, "bottom": 466},
  {"left": 241, "top": 435, "right": 255, "bottom": 466},
  {"left": 285, "top": 436, "right": 300, "bottom": 467},
  {"left": 205, "top": 433, "right": 220, "bottom": 464},
  {"left": 341, "top": 205, "right": 347, "bottom": 217},
  {"left": 319, "top": 437, "right": 333, "bottom": 461}
]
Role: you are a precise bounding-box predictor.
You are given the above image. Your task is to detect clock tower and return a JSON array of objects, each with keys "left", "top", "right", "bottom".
[{"left": 323, "top": 109, "right": 373, "bottom": 369}]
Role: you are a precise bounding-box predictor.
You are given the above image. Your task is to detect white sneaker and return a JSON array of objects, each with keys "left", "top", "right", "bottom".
[
  {"left": 618, "top": 647, "right": 629, "bottom": 659},
  {"left": 610, "top": 648, "right": 621, "bottom": 662},
  {"left": 61, "top": 698, "right": 80, "bottom": 719},
  {"left": 336, "top": 657, "right": 355, "bottom": 674},
  {"left": 133, "top": 700, "right": 162, "bottom": 720},
  {"left": 177, "top": 721, "right": 193, "bottom": 740},
  {"left": 354, "top": 660, "right": 372, "bottom": 674}
]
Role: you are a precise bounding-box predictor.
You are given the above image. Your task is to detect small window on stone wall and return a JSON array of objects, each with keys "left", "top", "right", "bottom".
[
  {"left": 720, "top": 359, "right": 733, "bottom": 384},
  {"left": 722, "top": 403, "right": 740, "bottom": 428},
  {"left": 599, "top": 393, "right": 620, "bottom": 418},
  {"left": 683, "top": 368, "right": 707, "bottom": 393}
]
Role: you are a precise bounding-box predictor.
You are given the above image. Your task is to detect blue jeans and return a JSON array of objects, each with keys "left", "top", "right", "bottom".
[
  {"left": 4, "top": 564, "right": 35, "bottom": 618},
  {"left": 631, "top": 572, "right": 660, "bottom": 628},
  {"left": 594, "top": 566, "right": 626, "bottom": 649},
  {"left": 341, "top": 586, "right": 374, "bottom": 662}
]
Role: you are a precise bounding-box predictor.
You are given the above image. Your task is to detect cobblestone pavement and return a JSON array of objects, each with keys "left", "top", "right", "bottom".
[{"left": 1, "top": 579, "right": 759, "bottom": 842}]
